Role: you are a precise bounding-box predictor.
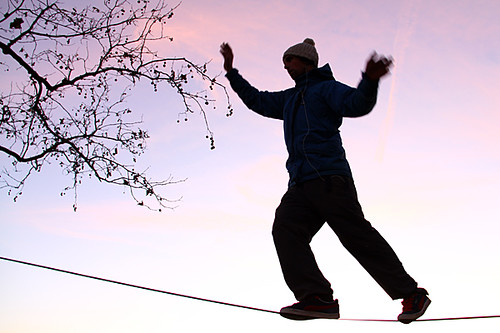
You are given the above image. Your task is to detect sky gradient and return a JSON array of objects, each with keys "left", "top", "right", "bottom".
[{"left": 1, "top": 0, "right": 500, "bottom": 332}]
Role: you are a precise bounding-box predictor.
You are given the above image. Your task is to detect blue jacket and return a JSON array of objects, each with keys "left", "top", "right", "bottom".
[{"left": 226, "top": 64, "right": 379, "bottom": 186}]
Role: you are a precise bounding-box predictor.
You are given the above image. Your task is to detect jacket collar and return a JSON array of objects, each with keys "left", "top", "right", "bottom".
[{"left": 294, "top": 63, "right": 336, "bottom": 88}]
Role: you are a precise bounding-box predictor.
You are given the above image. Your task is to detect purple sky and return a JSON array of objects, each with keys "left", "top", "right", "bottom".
[{"left": 1, "top": 1, "right": 499, "bottom": 332}]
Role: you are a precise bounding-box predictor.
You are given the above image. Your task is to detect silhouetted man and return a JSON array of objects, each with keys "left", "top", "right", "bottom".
[{"left": 220, "top": 38, "right": 430, "bottom": 323}]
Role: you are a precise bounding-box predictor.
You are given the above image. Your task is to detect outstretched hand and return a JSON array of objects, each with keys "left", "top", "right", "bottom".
[
  {"left": 365, "top": 52, "right": 394, "bottom": 81},
  {"left": 220, "top": 42, "right": 234, "bottom": 72}
]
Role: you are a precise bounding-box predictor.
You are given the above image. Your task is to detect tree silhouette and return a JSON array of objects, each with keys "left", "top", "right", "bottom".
[{"left": 0, "top": 0, "right": 232, "bottom": 211}]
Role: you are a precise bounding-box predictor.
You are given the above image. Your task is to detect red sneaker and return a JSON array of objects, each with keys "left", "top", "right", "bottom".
[{"left": 398, "top": 288, "right": 431, "bottom": 324}]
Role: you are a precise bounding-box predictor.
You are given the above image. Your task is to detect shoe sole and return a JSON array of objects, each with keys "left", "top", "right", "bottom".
[
  {"left": 398, "top": 298, "right": 431, "bottom": 324},
  {"left": 280, "top": 308, "right": 340, "bottom": 320}
]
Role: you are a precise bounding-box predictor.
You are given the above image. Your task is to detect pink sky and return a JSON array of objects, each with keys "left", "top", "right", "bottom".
[{"left": 1, "top": 0, "right": 500, "bottom": 332}]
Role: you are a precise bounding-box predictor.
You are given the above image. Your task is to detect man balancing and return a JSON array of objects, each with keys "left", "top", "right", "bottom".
[{"left": 219, "top": 38, "right": 430, "bottom": 324}]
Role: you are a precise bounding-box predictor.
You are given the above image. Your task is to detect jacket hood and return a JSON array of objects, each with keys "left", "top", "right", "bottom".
[{"left": 294, "top": 63, "right": 335, "bottom": 88}]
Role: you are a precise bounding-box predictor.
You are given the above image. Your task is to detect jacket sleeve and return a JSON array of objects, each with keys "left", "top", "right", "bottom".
[
  {"left": 225, "top": 68, "right": 285, "bottom": 120},
  {"left": 325, "top": 73, "right": 379, "bottom": 118}
]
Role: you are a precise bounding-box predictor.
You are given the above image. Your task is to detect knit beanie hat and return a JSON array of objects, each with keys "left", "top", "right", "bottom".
[{"left": 283, "top": 38, "right": 319, "bottom": 67}]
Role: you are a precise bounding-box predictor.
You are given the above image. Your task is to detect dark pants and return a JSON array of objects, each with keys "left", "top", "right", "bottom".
[{"left": 272, "top": 175, "right": 417, "bottom": 301}]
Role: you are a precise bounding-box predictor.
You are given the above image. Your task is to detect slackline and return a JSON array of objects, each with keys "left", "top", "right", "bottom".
[{"left": 2, "top": 256, "right": 500, "bottom": 323}]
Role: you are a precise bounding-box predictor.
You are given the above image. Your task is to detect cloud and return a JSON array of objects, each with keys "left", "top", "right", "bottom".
[{"left": 376, "top": 0, "right": 421, "bottom": 161}]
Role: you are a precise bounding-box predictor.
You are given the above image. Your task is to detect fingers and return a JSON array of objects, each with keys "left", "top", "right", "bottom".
[
  {"left": 365, "top": 52, "right": 394, "bottom": 80},
  {"left": 220, "top": 42, "right": 234, "bottom": 72},
  {"left": 220, "top": 42, "right": 232, "bottom": 55},
  {"left": 381, "top": 56, "right": 394, "bottom": 68},
  {"left": 370, "top": 52, "right": 394, "bottom": 69}
]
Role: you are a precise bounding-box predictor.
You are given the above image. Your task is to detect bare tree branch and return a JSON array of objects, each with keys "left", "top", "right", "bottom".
[{"left": 0, "top": 0, "right": 233, "bottom": 211}]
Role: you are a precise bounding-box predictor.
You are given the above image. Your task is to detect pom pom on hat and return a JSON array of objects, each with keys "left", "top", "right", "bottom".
[
  {"left": 283, "top": 38, "right": 319, "bottom": 67},
  {"left": 303, "top": 38, "right": 315, "bottom": 46}
]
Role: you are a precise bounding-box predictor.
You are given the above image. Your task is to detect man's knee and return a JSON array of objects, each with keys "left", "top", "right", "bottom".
[
  {"left": 272, "top": 217, "right": 316, "bottom": 246},
  {"left": 271, "top": 218, "right": 287, "bottom": 242}
]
